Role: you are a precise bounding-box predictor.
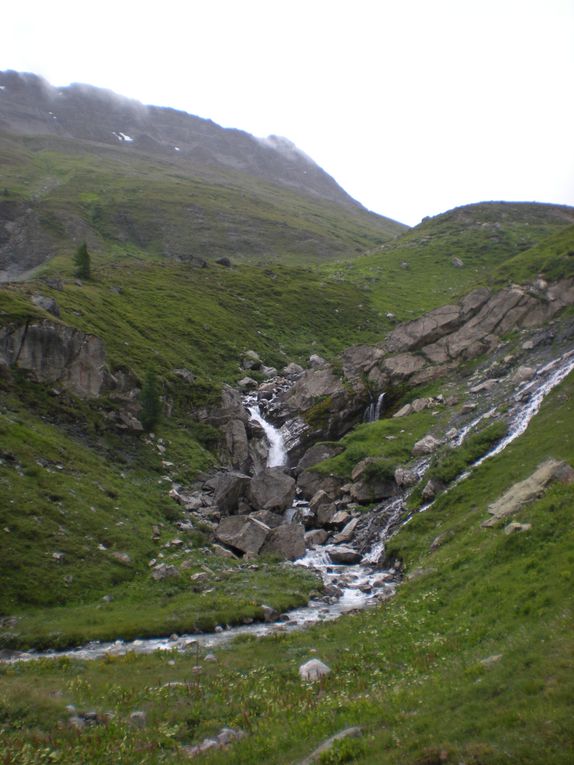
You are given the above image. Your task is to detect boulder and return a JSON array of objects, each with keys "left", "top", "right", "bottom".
[
  {"left": 483, "top": 459, "right": 574, "bottom": 526},
  {"left": 283, "top": 362, "right": 305, "bottom": 377},
  {"left": 511, "top": 366, "right": 535, "bottom": 384},
  {"left": 299, "top": 659, "right": 331, "bottom": 682},
  {"left": 328, "top": 546, "right": 362, "bottom": 564},
  {"left": 383, "top": 353, "right": 426, "bottom": 382},
  {"left": 249, "top": 509, "right": 284, "bottom": 529},
  {"left": 0, "top": 320, "right": 108, "bottom": 398},
  {"left": 215, "top": 256, "right": 232, "bottom": 267},
  {"left": 238, "top": 376, "right": 258, "bottom": 390},
  {"left": 421, "top": 478, "right": 444, "bottom": 501},
  {"left": 241, "top": 350, "right": 262, "bottom": 370},
  {"left": 247, "top": 467, "right": 296, "bottom": 513},
  {"left": 151, "top": 563, "right": 179, "bottom": 581},
  {"left": 504, "top": 522, "right": 532, "bottom": 535},
  {"left": 215, "top": 516, "right": 270, "bottom": 555},
  {"left": 412, "top": 434, "right": 441, "bottom": 456},
  {"left": 350, "top": 478, "right": 395, "bottom": 504},
  {"left": 332, "top": 517, "right": 359, "bottom": 544},
  {"left": 393, "top": 403, "right": 413, "bottom": 418},
  {"left": 212, "top": 472, "right": 251, "bottom": 515},
  {"left": 309, "top": 354, "right": 327, "bottom": 367},
  {"left": 31, "top": 294, "right": 60, "bottom": 317},
  {"left": 309, "top": 489, "right": 332, "bottom": 512},
  {"left": 316, "top": 503, "right": 339, "bottom": 527},
  {"left": 394, "top": 466, "right": 417, "bottom": 487},
  {"left": 305, "top": 529, "right": 330, "bottom": 546},
  {"left": 260, "top": 523, "right": 305, "bottom": 560},
  {"left": 297, "top": 471, "right": 344, "bottom": 501},
  {"left": 222, "top": 419, "right": 249, "bottom": 470},
  {"left": 295, "top": 442, "right": 344, "bottom": 475},
  {"left": 451, "top": 256, "right": 464, "bottom": 268},
  {"left": 173, "top": 368, "right": 195, "bottom": 383}
]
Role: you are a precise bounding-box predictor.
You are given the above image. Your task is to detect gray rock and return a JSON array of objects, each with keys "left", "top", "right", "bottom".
[
  {"left": 260, "top": 523, "right": 305, "bottom": 560},
  {"left": 511, "top": 366, "right": 535, "bottom": 384},
  {"left": 295, "top": 443, "right": 344, "bottom": 475},
  {"left": 249, "top": 509, "right": 283, "bottom": 528},
  {"left": 129, "top": 711, "right": 147, "bottom": 728},
  {"left": 451, "top": 256, "right": 464, "bottom": 268},
  {"left": 238, "top": 376, "right": 258, "bottom": 390},
  {"left": 299, "top": 658, "right": 331, "bottom": 681},
  {"left": 283, "top": 362, "right": 305, "bottom": 377},
  {"left": 309, "top": 354, "right": 327, "bottom": 367},
  {"left": 215, "top": 515, "right": 270, "bottom": 555},
  {"left": 332, "top": 517, "right": 359, "bottom": 543},
  {"left": 31, "top": 294, "right": 60, "bottom": 317},
  {"left": 0, "top": 320, "right": 108, "bottom": 398},
  {"left": 328, "top": 546, "right": 361, "bottom": 564},
  {"left": 422, "top": 478, "right": 444, "bottom": 501},
  {"left": 212, "top": 472, "right": 250, "bottom": 515},
  {"left": 173, "top": 368, "right": 196, "bottom": 383},
  {"left": 305, "top": 529, "right": 329, "bottom": 546},
  {"left": 412, "top": 434, "right": 441, "bottom": 456},
  {"left": 483, "top": 459, "right": 574, "bottom": 527},
  {"left": 241, "top": 350, "right": 262, "bottom": 370},
  {"left": 247, "top": 467, "right": 296, "bottom": 513},
  {"left": 151, "top": 563, "right": 179, "bottom": 581},
  {"left": 394, "top": 466, "right": 417, "bottom": 487},
  {"left": 504, "top": 522, "right": 532, "bottom": 535}
]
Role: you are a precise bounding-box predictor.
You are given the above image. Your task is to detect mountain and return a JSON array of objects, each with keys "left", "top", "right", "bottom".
[
  {"left": 1, "top": 71, "right": 574, "bottom": 765},
  {"left": 0, "top": 70, "right": 406, "bottom": 279}
]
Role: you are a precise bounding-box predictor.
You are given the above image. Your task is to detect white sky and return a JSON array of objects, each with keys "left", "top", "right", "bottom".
[{"left": 1, "top": 0, "right": 573, "bottom": 225}]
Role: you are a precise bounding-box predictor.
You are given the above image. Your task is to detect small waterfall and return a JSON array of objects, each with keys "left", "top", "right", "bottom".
[
  {"left": 364, "top": 392, "right": 386, "bottom": 423},
  {"left": 247, "top": 404, "right": 287, "bottom": 468}
]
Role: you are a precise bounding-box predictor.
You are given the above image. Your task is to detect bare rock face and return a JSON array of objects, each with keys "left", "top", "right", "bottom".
[
  {"left": 215, "top": 516, "right": 270, "bottom": 555},
  {"left": 0, "top": 320, "right": 108, "bottom": 397},
  {"left": 247, "top": 467, "right": 296, "bottom": 513},
  {"left": 223, "top": 419, "right": 250, "bottom": 471},
  {"left": 212, "top": 472, "right": 251, "bottom": 515},
  {"left": 260, "top": 523, "right": 305, "bottom": 560},
  {"left": 482, "top": 459, "right": 574, "bottom": 527},
  {"left": 295, "top": 443, "right": 344, "bottom": 475},
  {"left": 386, "top": 304, "right": 463, "bottom": 354}
]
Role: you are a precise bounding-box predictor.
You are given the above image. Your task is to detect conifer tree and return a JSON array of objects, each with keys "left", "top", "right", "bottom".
[
  {"left": 140, "top": 369, "right": 161, "bottom": 432},
  {"left": 73, "top": 242, "right": 91, "bottom": 280}
]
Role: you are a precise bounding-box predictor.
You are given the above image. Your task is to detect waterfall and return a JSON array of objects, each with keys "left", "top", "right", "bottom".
[
  {"left": 364, "top": 392, "right": 385, "bottom": 423},
  {"left": 247, "top": 404, "right": 287, "bottom": 467}
]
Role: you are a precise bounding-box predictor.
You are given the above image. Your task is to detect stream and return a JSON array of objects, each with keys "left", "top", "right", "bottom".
[{"left": 6, "top": 349, "right": 574, "bottom": 663}]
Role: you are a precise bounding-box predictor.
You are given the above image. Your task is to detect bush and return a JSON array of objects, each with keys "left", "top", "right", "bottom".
[
  {"left": 140, "top": 369, "right": 161, "bottom": 432},
  {"left": 73, "top": 242, "right": 91, "bottom": 280}
]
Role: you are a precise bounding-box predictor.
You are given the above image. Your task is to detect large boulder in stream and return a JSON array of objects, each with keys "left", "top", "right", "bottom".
[
  {"left": 247, "top": 467, "right": 296, "bottom": 513},
  {"left": 215, "top": 516, "right": 270, "bottom": 555},
  {"left": 211, "top": 472, "right": 251, "bottom": 514},
  {"left": 260, "top": 523, "right": 305, "bottom": 560}
]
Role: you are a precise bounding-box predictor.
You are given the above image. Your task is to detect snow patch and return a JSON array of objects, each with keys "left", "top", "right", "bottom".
[
  {"left": 118, "top": 132, "right": 134, "bottom": 143},
  {"left": 174, "top": 146, "right": 181, "bottom": 151},
  {"left": 0, "top": 85, "right": 5, "bottom": 91}
]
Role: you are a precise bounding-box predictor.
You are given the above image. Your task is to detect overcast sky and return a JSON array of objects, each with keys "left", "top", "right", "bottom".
[{"left": 1, "top": 0, "right": 573, "bottom": 225}]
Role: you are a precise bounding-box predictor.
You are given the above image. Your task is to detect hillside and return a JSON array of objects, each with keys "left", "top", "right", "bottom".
[
  {"left": 0, "top": 71, "right": 406, "bottom": 279},
  {"left": 1, "top": 72, "right": 574, "bottom": 765}
]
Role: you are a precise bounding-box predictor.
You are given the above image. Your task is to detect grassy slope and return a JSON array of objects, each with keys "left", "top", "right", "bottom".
[
  {"left": 1, "top": 367, "right": 572, "bottom": 765},
  {"left": 0, "top": 132, "right": 405, "bottom": 268},
  {"left": 320, "top": 202, "right": 574, "bottom": 321}
]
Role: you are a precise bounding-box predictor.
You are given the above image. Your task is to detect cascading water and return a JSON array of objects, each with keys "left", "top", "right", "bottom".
[
  {"left": 7, "top": 351, "right": 574, "bottom": 664},
  {"left": 246, "top": 401, "right": 287, "bottom": 467},
  {"left": 364, "top": 392, "right": 385, "bottom": 423}
]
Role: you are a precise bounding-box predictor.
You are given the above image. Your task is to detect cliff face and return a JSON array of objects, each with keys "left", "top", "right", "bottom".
[{"left": 0, "top": 320, "right": 108, "bottom": 398}]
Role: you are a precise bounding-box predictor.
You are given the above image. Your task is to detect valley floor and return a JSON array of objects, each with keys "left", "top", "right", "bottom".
[{"left": 1, "top": 369, "right": 573, "bottom": 764}]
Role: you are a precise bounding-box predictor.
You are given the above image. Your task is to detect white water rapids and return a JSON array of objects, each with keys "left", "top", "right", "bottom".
[{"left": 6, "top": 349, "right": 574, "bottom": 663}]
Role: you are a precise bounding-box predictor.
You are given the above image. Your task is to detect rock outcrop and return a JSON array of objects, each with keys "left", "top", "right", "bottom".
[{"left": 0, "top": 320, "right": 108, "bottom": 397}]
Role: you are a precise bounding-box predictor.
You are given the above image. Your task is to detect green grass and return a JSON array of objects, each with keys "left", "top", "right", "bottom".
[
  {"left": 1, "top": 371, "right": 573, "bottom": 764},
  {"left": 312, "top": 410, "right": 440, "bottom": 480},
  {"left": 319, "top": 202, "right": 574, "bottom": 322}
]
